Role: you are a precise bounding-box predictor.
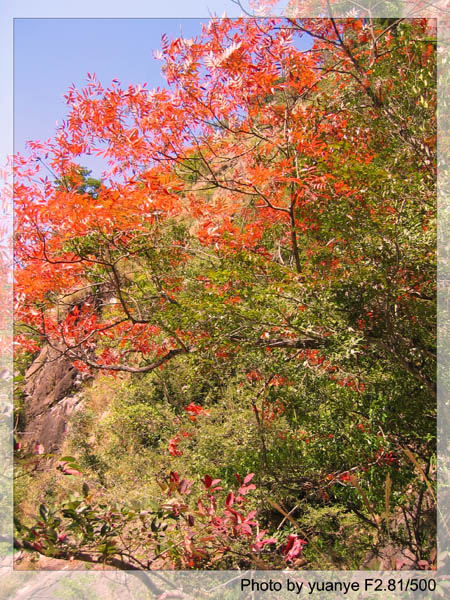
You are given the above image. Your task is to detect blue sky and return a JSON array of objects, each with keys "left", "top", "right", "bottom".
[
  {"left": 1, "top": 0, "right": 244, "bottom": 175},
  {"left": 12, "top": 11, "right": 312, "bottom": 178},
  {"left": 14, "top": 18, "right": 211, "bottom": 175}
]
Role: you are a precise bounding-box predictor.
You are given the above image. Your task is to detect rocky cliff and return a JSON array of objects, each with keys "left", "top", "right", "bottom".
[{"left": 20, "top": 344, "right": 88, "bottom": 454}]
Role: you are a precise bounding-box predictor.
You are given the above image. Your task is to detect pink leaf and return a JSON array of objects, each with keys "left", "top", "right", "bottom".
[
  {"left": 238, "top": 483, "right": 256, "bottom": 495},
  {"left": 62, "top": 466, "right": 81, "bottom": 476},
  {"left": 225, "top": 491, "right": 234, "bottom": 508},
  {"left": 243, "top": 473, "right": 255, "bottom": 485},
  {"left": 179, "top": 478, "right": 192, "bottom": 495},
  {"left": 208, "top": 495, "right": 217, "bottom": 515},
  {"left": 281, "top": 534, "right": 306, "bottom": 562},
  {"left": 197, "top": 498, "right": 205, "bottom": 515}
]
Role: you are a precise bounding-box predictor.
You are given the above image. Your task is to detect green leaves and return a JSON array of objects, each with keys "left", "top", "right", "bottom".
[
  {"left": 97, "top": 541, "right": 118, "bottom": 556},
  {"left": 13, "top": 16, "right": 436, "bottom": 571},
  {"left": 39, "top": 504, "right": 49, "bottom": 522},
  {"left": 82, "top": 482, "right": 90, "bottom": 498}
]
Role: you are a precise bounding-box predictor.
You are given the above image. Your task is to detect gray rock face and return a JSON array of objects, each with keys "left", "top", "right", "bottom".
[{"left": 21, "top": 345, "right": 86, "bottom": 453}]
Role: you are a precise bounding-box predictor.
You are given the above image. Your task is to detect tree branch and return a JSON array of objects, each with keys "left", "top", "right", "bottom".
[{"left": 14, "top": 537, "right": 164, "bottom": 595}]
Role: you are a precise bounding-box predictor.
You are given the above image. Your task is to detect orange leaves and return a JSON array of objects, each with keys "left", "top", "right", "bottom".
[
  {"left": 169, "top": 402, "right": 210, "bottom": 455},
  {"left": 13, "top": 17, "right": 435, "bottom": 384},
  {"left": 224, "top": 295, "right": 242, "bottom": 305},
  {"left": 14, "top": 140, "right": 184, "bottom": 337},
  {"left": 14, "top": 334, "right": 40, "bottom": 356},
  {"left": 204, "top": 40, "right": 243, "bottom": 71},
  {"left": 247, "top": 369, "right": 262, "bottom": 382},
  {"left": 168, "top": 434, "right": 185, "bottom": 456},
  {"left": 269, "top": 374, "right": 288, "bottom": 387},
  {"left": 185, "top": 402, "right": 210, "bottom": 423}
]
